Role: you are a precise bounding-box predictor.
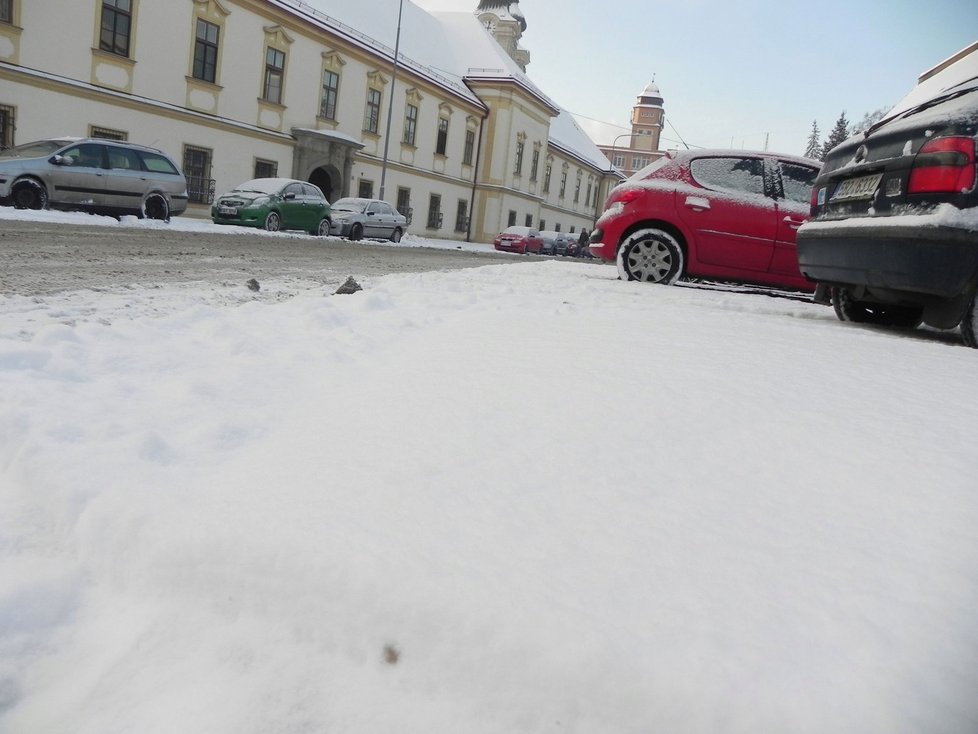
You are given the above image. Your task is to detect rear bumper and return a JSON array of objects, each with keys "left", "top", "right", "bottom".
[
  {"left": 588, "top": 228, "right": 616, "bottom": 261},
  {"left": 796, "top": 220, "right": 978, "bottom": 299}
]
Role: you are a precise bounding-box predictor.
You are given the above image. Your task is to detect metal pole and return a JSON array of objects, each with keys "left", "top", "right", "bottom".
[{"left": 378, "top": 0, "right": 404, "bottom": 201}]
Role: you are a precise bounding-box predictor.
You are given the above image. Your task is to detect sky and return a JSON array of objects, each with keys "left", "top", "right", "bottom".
[
  {"left": 1, "top": 206, "right": 977, "bottom": 732},
  {"left": 411, "top": 0, "right": 978, "bottom": 155}
]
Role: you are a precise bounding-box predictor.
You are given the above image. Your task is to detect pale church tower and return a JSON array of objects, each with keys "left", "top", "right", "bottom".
[
  {"left": 631, "top": 80, "right": 665, "bottom": 152},
  {"left": 475, "top": 1, "right": 530, "bottom": 72}
]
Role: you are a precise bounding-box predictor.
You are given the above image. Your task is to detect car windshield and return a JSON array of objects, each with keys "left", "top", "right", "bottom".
[
  {"left": 332, "top": 199, "right": 368, "bottom": 213},
  {"left": 0, "top": 140, "right": 68, "bottom": 159},
  {"left": 231, "top": 179, "right": 289, "bottom": 194}
]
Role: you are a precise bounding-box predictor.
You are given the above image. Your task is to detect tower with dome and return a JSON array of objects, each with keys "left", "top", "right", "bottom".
[
  {"left": 475, "top": 1, "right": 530, "bottom": 71},
  {"left": 597, "top": 79, "right": 668, "bottom": 178}
]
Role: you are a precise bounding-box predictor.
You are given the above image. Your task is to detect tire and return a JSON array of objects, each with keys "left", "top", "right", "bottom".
[
  {"left": 311, "top": 217, "right": 331, "bottom": 237},
  {"left": 616, "top": 228, "right": 684, "bottom": 284},
  {"left": 349, "top": 223, "right": 363, "bottom": 241},
  {"left": 141, "top": 193, "right": 170, "bottom": 221},
  {"left": 11, "top": 179, "right": 48, "bottom": 210},
  {"left": 960, "top": 292, "right": 978, "bottom": 348},
  {"left": 263, "top": 211, "right": 281, "bottom": 232},
  {"left": 831, "top": 287, "right": 923, "bottom": 328},
  {"left": 390, "top": 227, "right": 402, "bottom": 243}
]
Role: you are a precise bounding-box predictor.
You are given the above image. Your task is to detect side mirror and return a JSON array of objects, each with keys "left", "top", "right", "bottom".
[
  {"left": 51, "top": 154, "right": 73, "bottom": 166},
  {"left": 283, "top": 192, "right": 296, "bottom": 200}
]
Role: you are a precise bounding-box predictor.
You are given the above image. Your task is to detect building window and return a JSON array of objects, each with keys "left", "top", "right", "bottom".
[
  {"left": 193, "top": 19, "right": 219, "bottom": 84},
  {"left": 586, "top": 180, "right": 593, "bottom": 207},
  {"left": 632, "top": 156, "right": 649, "bottom": 170},
  {"left": 0, "top": 0, "right": 12, "bottom": 23},
  {"left": 396, "top": 187, "right": 412, "bottom": 223},
  {"left": 455, "top": 200, "right": 468, "bottom": 233},
  {"left": 513, "top": 140, "right": 524, "bottom": 176},
  {"left": 403, "top": 103, "right": 418, "bottom": 146},
  {"left": 435, "top": 117, "right": 448, "bottom": 155},
  {"left": 183, "top": 145, "right": 214, "bottom": 204},
  {"left": 612, "top": 153, "right": 625, "bottom": 168},
  {"left": 507, "top": 210, "right": 516, "bottom": 226},
  {"left": 0, "top": 104, "right": 14, "bottom": 149},
  {"left": 555, "top": 223, "right": 561, "bottom": 232},
  {"left": 363, "top": 88, "right": 382, "bottom": 134},
  {"left": 358, "top": 179, "right": 374, "bottom": 198},
  {"left": 543, "top": 164, "right": 552, "bottom": 193},
  {"left": 100, "top": 0, "right": 133, "bottom": 57},
  {"left": 539, "top": 219, "right": 546, "bottom": 231},
  {"left": 254, "top": 158, "right": 277, "bottom": 178},
  {"left": 530, "top": 148, "right": 539, "bottom": 181},
  {"left": 524, "top": 214, "right": 532, "bottom": 227},
  {"left": 320, "top": 70, "right": 339, "bottom": 120},
  {"left": 426, "top": 194, "right": 442, "bottom": 229},
  {"left": 90, "top": 126, "right": 127, "bottom": 140},
  {"left": 574, "top": 173, "right": 582, "bottom": 203},
  {"left": 463, "top": 129, "right": 475, "bottom": 166},
  {"left": 262, "top": 47, "right": 286, "bottom": 104},
  {"left": 559, "top": 171, "right": 567, "bottom": 197}
]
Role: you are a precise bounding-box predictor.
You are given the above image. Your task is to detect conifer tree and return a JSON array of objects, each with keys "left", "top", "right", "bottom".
[
  {"left": 822, "top": 111, "right": 851, "bottom": 159},
  {"left": 804, "top": 120, "right": 822, "bottom": 160}
]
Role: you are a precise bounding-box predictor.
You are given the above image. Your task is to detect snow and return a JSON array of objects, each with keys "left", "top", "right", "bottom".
[
  {"left": 800, "top": 202, "right": 978, "bottom": 232},
  {"left": 2, "top": 208, "right": 978, "bottom": 733}
]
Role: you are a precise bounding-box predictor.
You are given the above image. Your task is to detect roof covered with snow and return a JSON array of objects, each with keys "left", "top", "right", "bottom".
[{"left": 272, "top": 0, "right": 609, "bottom": 172}]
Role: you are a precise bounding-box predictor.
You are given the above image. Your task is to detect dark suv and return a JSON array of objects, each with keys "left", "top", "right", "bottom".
[{"left": 797, "top": 46, "right": 978, "bottom": 346}]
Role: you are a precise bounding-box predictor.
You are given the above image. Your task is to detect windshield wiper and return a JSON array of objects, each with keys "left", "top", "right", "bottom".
[{"left": 867, "top": 78, "right": 978, "bottom": 136}]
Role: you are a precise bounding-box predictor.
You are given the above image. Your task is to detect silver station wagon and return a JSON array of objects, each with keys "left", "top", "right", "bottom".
[{"left": 0, "top": 137, "right": 189, "bottom": 220}]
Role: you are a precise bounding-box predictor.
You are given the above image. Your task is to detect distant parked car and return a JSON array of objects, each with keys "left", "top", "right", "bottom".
[
  {"left": 211, "top": 178, "right": 331, "bottom": 235},
  {"left": 797, "top": 46, "right": 978, "bottom": 346},
  {"left": 493, "top": 225, "right": 544, "bottom": 255},
  {"left": 540, "top": 230, "right": 572, "bottom": 256},
  {"left": 329, "top": 197, "right": 407, "bottom": 241},
  {"left": 0, "top": 137, "right": 188, "bottom": 219},
  {"left": 589, "top": 149, "right": 821, "bottom": 291}
]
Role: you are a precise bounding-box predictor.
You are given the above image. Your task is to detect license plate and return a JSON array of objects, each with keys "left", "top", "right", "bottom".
[
  {"left": 218, "top": 205, "right": 237, "bottom": 215},
  {"left": 830, "top": 173, "right": 882, "bottom": 201}
]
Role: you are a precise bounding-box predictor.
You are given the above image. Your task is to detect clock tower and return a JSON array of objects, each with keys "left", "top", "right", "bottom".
[{"left": 475, "top": 1, "right": 530, "bottom": 72}]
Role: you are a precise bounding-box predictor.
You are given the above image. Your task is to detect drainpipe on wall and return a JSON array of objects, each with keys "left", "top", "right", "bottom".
[{"left": 466, "top": 113, "right": 487, "bottom": 243}]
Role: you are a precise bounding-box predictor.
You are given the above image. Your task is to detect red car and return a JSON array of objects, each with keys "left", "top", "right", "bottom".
[
  {"left": 493, "top": 225, "right": 544, "bottom": 255},
  {"left": 589, "top": 149, "right": 821, "bottom": 291}
]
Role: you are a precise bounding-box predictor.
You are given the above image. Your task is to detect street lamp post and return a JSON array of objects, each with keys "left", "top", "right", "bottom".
[
  {"left": 608, "top": 132, "right": 633, "bottom": 174},
  {"left": 378, "top": 0, "right": 404, "bottom": 202}
]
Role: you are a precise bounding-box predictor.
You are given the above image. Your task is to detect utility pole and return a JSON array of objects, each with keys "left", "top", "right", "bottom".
[{"left": 379, "top": 0, "right": 404, "bottom": 202}]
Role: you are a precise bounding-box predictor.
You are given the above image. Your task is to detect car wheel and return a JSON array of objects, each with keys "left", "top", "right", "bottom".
[
  {"left": 349, "top": 223, "right": 363, "bottom": 241},
  {"left": 263, "top": 211, "right": 281, "bottom": 232},
  {"left": 616, "top": 228, "right": 684, "bottom": 284},
  {"left": 11, "top": 179, "right": 48, "bottom": 210},
  {"left": 960, "top": 291, "right": 978, "bottom": 348},
  {"left": 390, "top": 227, "right": 402, "bottom": 243},
  {"left": 831, "top": 287, "right": 923, "bottom": 328},
  {"left": 311, "top": 217, "right": 331, "bottom": 237},
  {"left": 141, "top": 193, "right": 170, "bottom": 221}
]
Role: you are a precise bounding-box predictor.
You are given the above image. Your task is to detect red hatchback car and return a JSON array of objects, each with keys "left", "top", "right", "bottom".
[
  {"left": 493, "top": 225, "right": 544, "bottom": 255},
  {"left": 589, "top": 149, "right": 821, "bottom": 291}
]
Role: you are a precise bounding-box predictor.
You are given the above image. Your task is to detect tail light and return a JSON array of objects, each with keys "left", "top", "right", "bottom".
[{"left": 908, "top": 136, "right": 976, "bottom": 194}]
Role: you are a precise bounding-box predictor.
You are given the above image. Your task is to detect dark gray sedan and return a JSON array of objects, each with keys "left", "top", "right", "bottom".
[{"left": 329, "top": 198, "right": 408, "bottom": 241}]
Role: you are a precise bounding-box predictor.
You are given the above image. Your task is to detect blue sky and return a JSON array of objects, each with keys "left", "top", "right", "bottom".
[{"left": 412, "top": 0, "right": 977, "bottom": 155}]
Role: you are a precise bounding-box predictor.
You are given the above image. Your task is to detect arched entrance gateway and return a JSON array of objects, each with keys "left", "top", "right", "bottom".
[{"left": 290, "top": 127, "right": 364, "bottom": 202}]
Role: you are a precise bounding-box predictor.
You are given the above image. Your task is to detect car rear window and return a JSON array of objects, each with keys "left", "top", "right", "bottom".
[
  {"left": 627, "top": 155, "right": 670, "bottom": 181},
  {"left": 139, "top": 151, "right": 180, "bottom": 175},
  {"left": 690, "top": 157, "right": 765, "bottom": 197}
]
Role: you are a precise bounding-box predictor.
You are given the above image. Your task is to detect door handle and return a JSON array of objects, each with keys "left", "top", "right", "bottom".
[
  {"left": 684, "top": 195, "right": 710, "bottom": 211},
  {"left": 782, "top": 216, "right": 804, "bottom": 230}
]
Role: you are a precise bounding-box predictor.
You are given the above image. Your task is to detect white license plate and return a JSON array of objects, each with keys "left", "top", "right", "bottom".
[
  {"left": 218, "top": 205, "right": 238, "bottom": 215},
  {"left": 830, "top": 173, "right": 882, "bottom": 201}
]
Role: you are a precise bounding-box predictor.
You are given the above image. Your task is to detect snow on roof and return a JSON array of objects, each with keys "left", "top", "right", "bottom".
[{"left": 280, "top": 0, "right": 607, "bottom": 172}]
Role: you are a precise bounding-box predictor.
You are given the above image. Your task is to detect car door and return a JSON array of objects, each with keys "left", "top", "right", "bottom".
[
  {"left": 302, "top": 183, "right": 328, "bottom": 224},
  {"left": 278, "top": 182, "right": 308, "bottom": 230},
  {"left": 677, "top": 155, "right": 777, "bottom": 273},
  {"left": 770, "top": 160, "right": 819, "bottom": 279},
  {"left": 375, "top": 202, "right": 397, "bottom": 237},
  {"left": 103, "top": 144, "right": 150, "bottom": 213},
  {"left": 49, "top": 142, "right": 107, "bottom": 207},
  {"left": 364, "top": 201, "right": 385, "bottom": 237}
]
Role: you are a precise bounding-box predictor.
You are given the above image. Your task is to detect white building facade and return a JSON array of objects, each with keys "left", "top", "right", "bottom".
[{"left": 0, "top": 0, "right": 615, "bottom": 242}]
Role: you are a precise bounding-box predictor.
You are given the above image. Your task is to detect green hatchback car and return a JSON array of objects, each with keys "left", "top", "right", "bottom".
[{"left": 211, "top": 178, "right": 332, "bottom": 235}]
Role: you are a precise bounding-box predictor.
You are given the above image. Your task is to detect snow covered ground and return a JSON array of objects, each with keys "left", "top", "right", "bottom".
[{"left": 1, "top": 209, "right": 977, "bottom": 734}]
